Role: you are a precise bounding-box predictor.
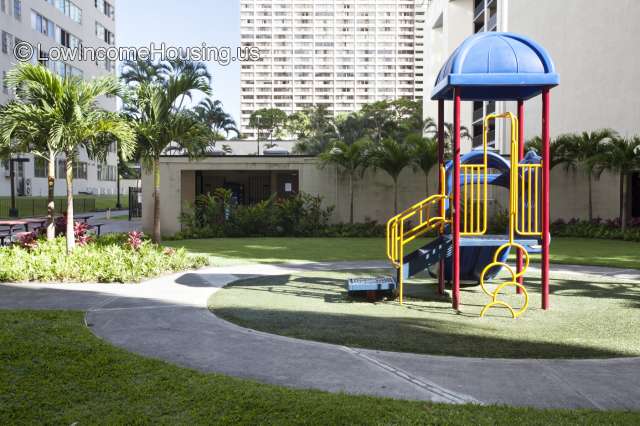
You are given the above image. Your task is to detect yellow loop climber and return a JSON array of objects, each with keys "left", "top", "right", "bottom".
[{"left": 478, "top": 112, "right": 533, "bottom": 319}]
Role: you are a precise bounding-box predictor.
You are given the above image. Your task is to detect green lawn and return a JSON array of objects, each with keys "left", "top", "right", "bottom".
[
  {"left": 169, "top": 237, "right": 640, "bottom": 270},
  {"left": 1, "top": 311, "right": 637, "bottom": 424},
  {"left": 209, "top": 268, "right": 640, "bottom": 359}
]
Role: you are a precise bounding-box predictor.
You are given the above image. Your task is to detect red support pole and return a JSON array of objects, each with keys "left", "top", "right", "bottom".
[
  {"left": 452, "top": 89, "right": 461, "bottom": 310},
  {"left": 541, "top": 89, "right": 551, "bottom": 310},
  {"left": 437, "top": 99, "right": 446, "bottom": 296},
  {"left": 516, "top": 100, "right": 525, "bottom": 292}
]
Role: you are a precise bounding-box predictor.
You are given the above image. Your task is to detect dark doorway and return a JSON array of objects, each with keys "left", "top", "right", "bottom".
[
  {"left": 632, "top": 172, "right": 640, "bottom": 219},
  {"left": 196, "top": 170, "right": 299, "bottom": 205}
]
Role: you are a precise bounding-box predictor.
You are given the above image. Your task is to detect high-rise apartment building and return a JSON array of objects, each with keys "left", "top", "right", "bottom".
[
  {"left": 0, "top": 0, "right": 119, "bottom": 198},
  {"left": 422, "top": 0, "right": 640, "bottom": 221},
  {"left": 240, "top": 0, "right": 426, "bottom": 139}
]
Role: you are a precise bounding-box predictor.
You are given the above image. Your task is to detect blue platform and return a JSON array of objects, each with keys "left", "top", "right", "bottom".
[{"left": 431, "top": 32, "right": 559, "bottom": 101}]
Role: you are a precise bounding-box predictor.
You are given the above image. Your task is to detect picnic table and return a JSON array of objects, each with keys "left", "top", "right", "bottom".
[
  {"left": 75, "top": 215, "right": 93, "bottom": 224},
  {"left": 0, "top": 220, "right": 29, "bottom": 246}
]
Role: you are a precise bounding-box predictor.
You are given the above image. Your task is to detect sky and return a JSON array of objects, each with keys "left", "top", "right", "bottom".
[{"left": 116, "top": 0, "right": 241, "bottom": 123}]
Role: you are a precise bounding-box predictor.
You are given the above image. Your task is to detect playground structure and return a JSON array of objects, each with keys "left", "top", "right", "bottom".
[{"left": 386, "top": 32, "right": 559, "bottom": 318}]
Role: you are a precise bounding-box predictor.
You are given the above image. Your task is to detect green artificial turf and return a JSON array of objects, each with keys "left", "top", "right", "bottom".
[
  {"left": 209, "top": 268, "right": 640, "bottom": 359},
  {"left": 169, "top": 237, "right": 640, "bottom": 270},
  {"left": 1, "top": 311, "right": 638, "bottom": 424}
]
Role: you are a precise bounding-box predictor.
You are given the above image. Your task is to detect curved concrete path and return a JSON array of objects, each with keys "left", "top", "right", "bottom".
[{"left": 1, "top": 261, "right": 640, "bottom": 410}]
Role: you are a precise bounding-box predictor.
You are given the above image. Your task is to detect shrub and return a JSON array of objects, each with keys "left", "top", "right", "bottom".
[
  {"left": 127, "top": 231, "right": 145, "bottom": 251},
  {"left": 179, "top": 190, "right": 336, "bottom": 238},
  {"left": 551, "top": 218, "right": 640, "bottom": 242},
  {"left": 0, "top": 235, "right": 210, "bottom": 283}
]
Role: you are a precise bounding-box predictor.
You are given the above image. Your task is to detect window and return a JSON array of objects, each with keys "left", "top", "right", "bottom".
[
  {"left": 0, "top": 0, "right": 5, "bottom": 14},
  {"left": 34, "top": 157, "right": 47, "bottom": 178},
  {"left": 2, "top": 71, "right": 8, "bottom": 94},
  {"left": 14, "top": 0, "right": 21, "bottom": 21},
  {"left": 95, "top": 0, "right": 114, "bottom": 19},
  {"left": 31, "top": 11, "right": 55, "bottom": 39},
  {"left": 55, "top": 158, "right": 65, "bottom": 179},
  {"left": 97, "top": 163, "right": 116, "bottom": 181},
  {"left": 1, "top": 31, "right": 12, "bottom": 54},
  {"left": 95, "top": 21, "right": 114, "bottom": 45},
  {"left": 58, "top": 28, "right": 81, "bottom": 49},
  {"left": 45, "top": 0, "right": 82, "bottom": 24},
  {"left": 73, "top": 160, "right": 87, "bottom": 180}
]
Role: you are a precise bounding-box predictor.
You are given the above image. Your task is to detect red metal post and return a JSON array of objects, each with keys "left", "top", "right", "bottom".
[
  {"left": 437, "top": 99, "right": 446, "bottom": 295},
  {"left": 452, "top": 89, "right": 461, "bottom": 310},
  {"left": 541, "top": 89, "right": 551, "bottom": 310},
  {"left": 516, "top": 100, "right": 525, "bottom": 292}
]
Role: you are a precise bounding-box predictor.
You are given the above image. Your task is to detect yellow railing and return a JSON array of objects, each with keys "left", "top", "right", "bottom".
[
  {"left": 517, "top": 164, "right": 542, "bottom": 236},
  {"left": 461, "top": 164, "right": 488, "bottom": 235},
  {"left": 479, "top": 112, "right": 530, "bottom": 319},
  {"left": 386, "top": 167, "right": 450, "bottom": 303}
]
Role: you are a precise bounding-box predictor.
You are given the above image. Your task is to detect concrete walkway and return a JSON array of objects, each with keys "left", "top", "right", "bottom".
[{"left": 1, "top": 261, "right": 639, "bottom": 410}]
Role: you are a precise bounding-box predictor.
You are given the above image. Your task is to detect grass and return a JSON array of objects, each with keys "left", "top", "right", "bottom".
[
  {"left": 169, "top": 237, "right": 640, "bottom": 270},
  {"left": 1, "top": 310, "right": 638, "bottom": 424},
  {"left": 209, "top": 268, "right": 640, "bottom": 359}
]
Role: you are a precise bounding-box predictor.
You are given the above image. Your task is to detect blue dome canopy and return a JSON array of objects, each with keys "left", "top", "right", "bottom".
[{"left": 431, "top": 32, "right": 559, "bottom": 101}]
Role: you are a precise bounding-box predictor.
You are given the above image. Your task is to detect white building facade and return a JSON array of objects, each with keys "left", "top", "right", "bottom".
[
  {"left": 0, "top": 0, "right": 119, "bottom": 197},
  {"left": 239, "top": 0, "right": 426, "bottom": 139},
  {"left": 422, "top": 0, "right": 640, "bottom": 220}
]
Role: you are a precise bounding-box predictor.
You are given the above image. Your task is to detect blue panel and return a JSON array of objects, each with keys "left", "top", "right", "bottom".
[{"left": 431, "top": 32, "right": 559, "bottom": 101}]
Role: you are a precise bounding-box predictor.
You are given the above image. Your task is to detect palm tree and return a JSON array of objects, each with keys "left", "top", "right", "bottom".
[
  {"left": 5, "top": 63, "right": 135, "bottom": 251},
  {"left": 196, "top": 98, "right": 239, "bottom": 138},
  {"left": 125, "top": 62, "right": 212, "bottom": 242},
  {"left": 525, "top": 136, "right": 569, "bottom": 170},
  {"left": 0, "top": 102, "right": 58, "bottom": 239},
  {"left": 120, "top": 58, "right": 164, "bottom": 85},
  {"left": 424, "top": 120, "right": 472, "bottom": 143},
  {"left": 408, "top": 134, "right": 439, "bottom": 196},
  {"left": 563, "top": 130, "right": 617, "bottom": 221},
  {"left": 592, "top": 136, "right": 640, "bottom": 230},
  {"left": 319, "top": 139, "right": 369, "bottom": 223},
  {"left": 369, "top": 138, "right": 413, "bottom": 214}
]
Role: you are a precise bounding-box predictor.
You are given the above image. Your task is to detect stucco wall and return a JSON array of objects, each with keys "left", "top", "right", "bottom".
[
  {"left": 143, "top": 155, "right": 621, "bottom": 237},
  {"left": 143, "top": 156, "right": 440, "bottom": 236}
]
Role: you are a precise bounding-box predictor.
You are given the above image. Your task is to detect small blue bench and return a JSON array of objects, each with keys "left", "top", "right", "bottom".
[{"left": 346, "top": 277, "right": 397, "bottom": 301}]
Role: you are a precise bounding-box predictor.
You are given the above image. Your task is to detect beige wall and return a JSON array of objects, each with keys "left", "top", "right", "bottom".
[
  {"left": 143, "top": 156, "right": 440, "bottom": 237},
  {"left": 143, "top": 155, "right": 622, "bottom": 236}
]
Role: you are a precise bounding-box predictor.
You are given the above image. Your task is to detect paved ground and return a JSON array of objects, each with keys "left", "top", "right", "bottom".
[
  {"left": 86, "top": 210, "right": 142, "bottom": 235},
  {"left": 1, "top": 261, "right": 639, "bottom": 410}
]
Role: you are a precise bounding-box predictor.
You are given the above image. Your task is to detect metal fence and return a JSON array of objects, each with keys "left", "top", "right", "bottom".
[{"left": 0, "top": 198, "right": 96, "bottom": 219}]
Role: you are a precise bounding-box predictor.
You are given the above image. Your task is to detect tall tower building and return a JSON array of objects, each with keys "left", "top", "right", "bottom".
[
  {"left": 0, "top": 0, "right": 120, "bottom": 198},
  {"left": 240, "top": 0, "right": 425, "bottom": 139}
]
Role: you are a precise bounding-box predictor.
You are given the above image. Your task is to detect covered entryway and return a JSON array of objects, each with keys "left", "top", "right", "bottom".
[{"left": 195, "top": 170, "right": 299, "bottom": 205}]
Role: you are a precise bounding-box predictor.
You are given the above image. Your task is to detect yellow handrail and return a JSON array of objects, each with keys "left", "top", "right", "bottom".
[{"left": 386, "top": 166, "right": 450, "bottom": 303}]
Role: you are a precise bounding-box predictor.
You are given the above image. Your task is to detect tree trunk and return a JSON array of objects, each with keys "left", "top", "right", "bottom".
[
  {"left": 349, "top": 172, "right": 354, "bottom": 224},
  {"left": 587, "top": 171, "right": 593, "bottom": 222},
  {"left": 65, "top": 157, "right": 75, "bottom": 253},
  {"left": 46, "top": 152, "right": 56, "bottom": 241},
  {"left": 425, "top": 171, "right": 430, "bottom": 196},
  {"left": 152, "top": 157, "right": 162, "bottom": 243},
  {"left": 393, "top": 178, "right": 399, "bottom": 215},
  {"left": 622, "top": 173, "right": 632, "bottom": 232},
  {"left": 619, "top": 173, "right": 624, "bottom": 227}
]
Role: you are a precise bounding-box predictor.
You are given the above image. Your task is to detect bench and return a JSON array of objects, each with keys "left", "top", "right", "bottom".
[
  {"left": 88, "top": 223, "right": 105, "bottom": 236},
  {"left": 0, "top": 232, "right": 10, "bottom": 246}
]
